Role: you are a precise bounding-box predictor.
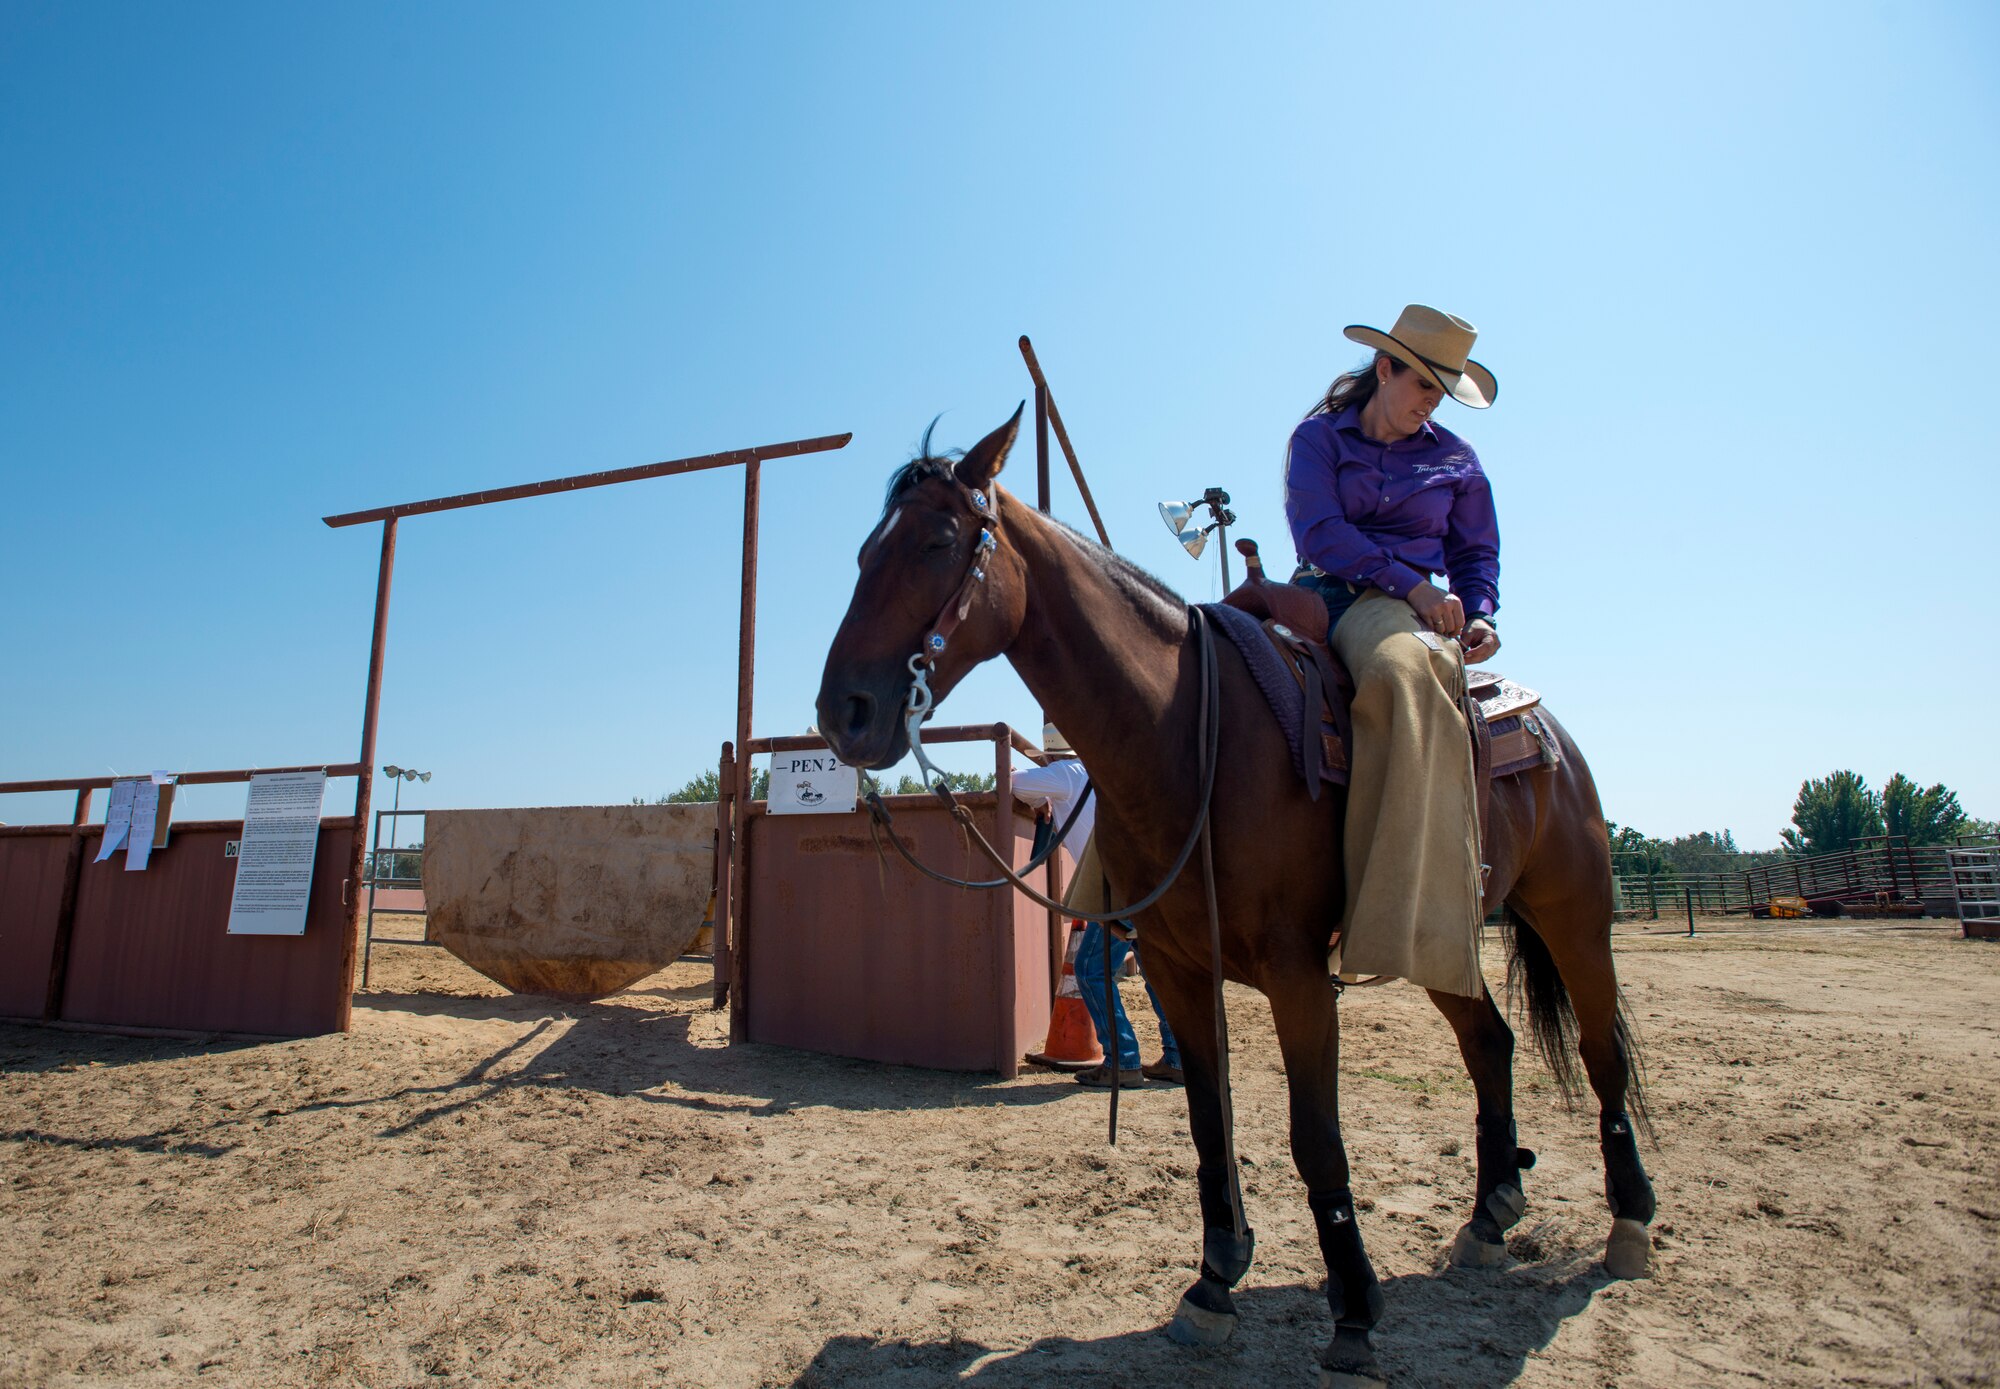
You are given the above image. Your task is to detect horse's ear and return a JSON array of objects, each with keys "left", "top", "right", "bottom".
[{"left": 954, "top": 403, "right": 1024, "bottom": 491}]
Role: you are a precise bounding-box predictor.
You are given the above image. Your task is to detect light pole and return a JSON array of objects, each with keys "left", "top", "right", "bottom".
[
  {"left": 1157, "top": 487, "right": 1238, "bottom": 592},
  {"left": 378, "top": 764, "right": 431, "bottom": 879}
]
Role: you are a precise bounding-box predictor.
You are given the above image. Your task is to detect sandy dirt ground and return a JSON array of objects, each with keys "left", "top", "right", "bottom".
[{"left": 3, "top": 914, "right": 1997, "bottom": 1388}]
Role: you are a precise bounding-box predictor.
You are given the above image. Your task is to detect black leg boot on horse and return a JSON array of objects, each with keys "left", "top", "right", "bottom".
[
  {"left": 1502, "top": 879, "right": 1658, "bottom": 1279},
  {"left": 1426, "top": 986, "right": 1536, "bottom": 1266},
  {"left": 1142, "top": 926, "right": 1259, "bottom": 1348}
]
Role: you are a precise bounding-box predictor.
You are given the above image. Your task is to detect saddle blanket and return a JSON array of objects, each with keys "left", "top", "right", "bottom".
[{"left": 1201, "top": 602, "right": 1563, "bottom": 791}]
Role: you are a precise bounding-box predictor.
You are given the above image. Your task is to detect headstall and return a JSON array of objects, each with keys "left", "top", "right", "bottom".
[{"left": 901, "top": 479, "right": 998, "bottom": 793}]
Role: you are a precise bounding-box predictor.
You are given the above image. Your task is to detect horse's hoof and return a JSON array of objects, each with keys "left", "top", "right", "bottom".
[
  {"left": 1320, "top": 1326, "right": 1385, "bottom": 1387},
  {"left": 1485, "top": 1182, "right": 1527, "bottom": 1231},
  {"left": 1448, "top": 1222, "right": 1510, "bottom": 1268},
  {"left": 1167, "top": 1293, "right": 1239, "bottom": 1346},
  {"left": 1604, "top": 1217, "right": 1653, "bottom": 1279}
]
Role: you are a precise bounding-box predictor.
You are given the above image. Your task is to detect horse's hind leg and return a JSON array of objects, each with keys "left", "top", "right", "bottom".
[
  {"left": 1507, "top": 896, "right": 1657, "bottom": 1279},
  {"left": 1425, "top": 987, "right": 1535, "bottom": 1266}
]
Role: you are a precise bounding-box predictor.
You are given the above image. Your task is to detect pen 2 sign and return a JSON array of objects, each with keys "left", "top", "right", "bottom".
[{"left": 767, "top": 752, "right": 858, "bottom": 815}]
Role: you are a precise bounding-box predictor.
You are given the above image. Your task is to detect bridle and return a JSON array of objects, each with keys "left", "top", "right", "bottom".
[
  {"left": 896, "top": 477, "right": 1000, "bottom": 798},
  {"left": 856, "top": 472, "right": 1250, "bottom": 1242},
  {"left": 868, "top": 474, "right": 1217, "bottom": 927}
]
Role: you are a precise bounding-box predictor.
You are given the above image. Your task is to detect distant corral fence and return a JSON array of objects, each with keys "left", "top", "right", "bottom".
[{"left": 1612, "top": 834, "right": 1989, "bottom": 920}]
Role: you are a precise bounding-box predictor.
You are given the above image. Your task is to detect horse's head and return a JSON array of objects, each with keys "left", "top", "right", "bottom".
[{"left": 816, "top": 407, "right": 1028, "bottom": 768}]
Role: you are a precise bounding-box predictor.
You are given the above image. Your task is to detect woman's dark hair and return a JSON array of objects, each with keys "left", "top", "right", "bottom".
[{"left": 1304, "top": 351, "right": 1408, "bottom": 419}]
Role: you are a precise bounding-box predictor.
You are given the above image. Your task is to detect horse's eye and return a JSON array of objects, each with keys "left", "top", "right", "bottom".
[{"left": 922, "top": 526, "right": 958, "bottom": 554}]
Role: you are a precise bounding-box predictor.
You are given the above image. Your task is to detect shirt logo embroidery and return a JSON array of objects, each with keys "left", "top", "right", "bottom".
[{"left": 1412, "top": 450, "right": 1473, "bottom": 477}]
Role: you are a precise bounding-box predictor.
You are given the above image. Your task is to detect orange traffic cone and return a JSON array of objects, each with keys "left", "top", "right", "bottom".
[{"left": 1026, "top": 919, "right": 1105, "bottom": 1070}]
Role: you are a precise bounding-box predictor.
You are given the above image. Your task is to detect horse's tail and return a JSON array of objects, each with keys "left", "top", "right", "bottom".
[{"left": 1500, "top": 906, "right": 1652, "bottom": 1136}]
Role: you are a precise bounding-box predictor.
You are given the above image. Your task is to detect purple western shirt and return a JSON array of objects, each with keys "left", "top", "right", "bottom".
[{"left": 1284, "top": 404, "right": 1500, "bottom": 619}]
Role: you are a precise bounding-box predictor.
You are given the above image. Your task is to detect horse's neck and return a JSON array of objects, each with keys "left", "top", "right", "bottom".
[{"left": 1000, "top": 494, "right": 1191, "bottom": 804}]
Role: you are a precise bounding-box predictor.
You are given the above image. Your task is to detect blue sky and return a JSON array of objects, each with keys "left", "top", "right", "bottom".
[{"left": 3, "top": 3, "right": 1995, "bottom": 848}]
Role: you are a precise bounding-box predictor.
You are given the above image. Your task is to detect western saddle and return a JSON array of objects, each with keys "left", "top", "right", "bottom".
[{"left": 1216, "top": 540, "right": 1561, "bottom": 841}]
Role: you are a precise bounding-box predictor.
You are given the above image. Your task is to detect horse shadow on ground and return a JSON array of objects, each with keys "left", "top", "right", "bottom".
[{"left": 788, "top": 1261, "right": 1610, "bottom": 1388}]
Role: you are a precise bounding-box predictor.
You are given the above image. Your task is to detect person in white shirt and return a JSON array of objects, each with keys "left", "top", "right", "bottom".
[{"left": 1012, "top": 725, "right": 1182, "bottom": 1087}]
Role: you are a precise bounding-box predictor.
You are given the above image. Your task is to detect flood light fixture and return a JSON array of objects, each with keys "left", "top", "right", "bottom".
[{"left": 1156, "top": 488, "right": 1238, "bottom": 589}]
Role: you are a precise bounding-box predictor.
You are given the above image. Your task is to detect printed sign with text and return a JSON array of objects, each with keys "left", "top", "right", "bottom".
[{"left": 767, "top": 751, "right": 858, "bottom": 815}]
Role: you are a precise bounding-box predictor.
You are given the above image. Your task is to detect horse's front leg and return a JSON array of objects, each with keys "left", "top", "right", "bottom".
[
  {"left": 1265, "top": 961, "right": 1386, "bottom": 1389},
  {"left": 1425, "top": 986, "right": 1536, "bottom": 1266},
  {"left": 1138, "top": 942, "right": 1256, "bottom": 1348}
]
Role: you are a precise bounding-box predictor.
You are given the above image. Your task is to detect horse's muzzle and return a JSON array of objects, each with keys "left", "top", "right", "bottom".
[{"left": 816, "top": 685, "right": 908, "bottom": 770}]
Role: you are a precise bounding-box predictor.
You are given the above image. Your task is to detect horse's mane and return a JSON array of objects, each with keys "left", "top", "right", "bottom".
[{"left": 1041, "top": 512, "right": 1186, "bottom": 614}]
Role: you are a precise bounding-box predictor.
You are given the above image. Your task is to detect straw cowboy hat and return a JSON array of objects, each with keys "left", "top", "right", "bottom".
[
  {"left": 1344, "top": 305, "right": 1498, "bottom": 409},
  {"left": 1042, "top": 723, "right": 1076, "bottom": 757}
]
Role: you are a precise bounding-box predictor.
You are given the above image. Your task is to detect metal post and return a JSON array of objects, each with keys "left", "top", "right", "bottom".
[
  {"left": 727, "top": 459, "right": 761, "bottom": 1039},
  {"left": 71, "top": 788, "right": 92, "bottom": 825},
  {"left": 1017, "top": 337, "right": 1112, "bottom": 548},
  {"left": 993, "top": 725, "right": 1018, "bottom": 1078},
  {"left": 339, "top": 517, "right": 397, "bottom": 1029},
  {"left": 1686, "top": 886, "right": 1695, "bottom": 936},
  {"left": 712, "top": 741, "right": 735, "bottom": 1008},
  {"left": 361, "top": 777, "right": 405, "bottom": 990},
  {"left": 363, "top": 807, "right": 382, "bottom": 988},
  {"left": 1648, "top": 872, "right": 1658, "bottom": 920},
  {"left": 1035, "top": 383, "right": 1051, "bottom": 513},
  {"left": 1216, "top": 518, "right": 1232, "bottom": 592}
]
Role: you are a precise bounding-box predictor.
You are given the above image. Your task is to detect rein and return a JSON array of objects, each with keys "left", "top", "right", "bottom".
[
  {"left": 857, "top": 475, "right": 1248, "bottom": 1239},
  {"left": 865, "top": 607, "right": 1219, "bottom": 925}
]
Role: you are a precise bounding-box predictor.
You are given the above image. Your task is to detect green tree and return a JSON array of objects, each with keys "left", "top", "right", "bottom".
[
  {"left": 1881, "top": 773, "right": 1967, "bottom": 845},
  {"left": 884, "top": 772, "right": 997, "bottom": 795},
  {"left": 1605, "top": 821, "right": 1667, "bottom": 876},
  {"left": 634, "top": 768, "right": 767, "bottom": 805},
  {"left": 1659, "top": 828, "right": 1739, "bottom": 876},
  {"left": 1781, "top": 771, "right": 1884, "bottom": 856}
]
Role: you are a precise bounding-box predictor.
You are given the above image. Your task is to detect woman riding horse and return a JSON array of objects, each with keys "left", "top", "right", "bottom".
[
  {"left": 817, "top": 378, "right": 1655, "bottom": 1387},
  {"left": 1286, "top": 304, "right": 1500, "bottom": 1000}
]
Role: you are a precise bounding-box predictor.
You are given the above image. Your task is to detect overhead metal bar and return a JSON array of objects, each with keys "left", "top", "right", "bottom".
[
  {"left": 321, "top": 433, "right": 854, "bottom": 528},
  {"left": 0, "top": 764, "right": 367, "bottom": 796}
]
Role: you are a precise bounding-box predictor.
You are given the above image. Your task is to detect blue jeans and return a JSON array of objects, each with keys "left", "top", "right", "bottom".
[
  {"left": 1292, "top": 572, "right": 1363, "bottom": 633},
  {"left": 1072, "top": 922, "right": 1181, "bottom": 1070}
]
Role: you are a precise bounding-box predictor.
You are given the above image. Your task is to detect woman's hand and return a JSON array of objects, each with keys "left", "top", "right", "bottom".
[
  {"left": 1460, "top": 618, "right": 1500, "bottom": 663},
  {"left": 1408, "top": 581, "right": 1464, "bottom": 638}
]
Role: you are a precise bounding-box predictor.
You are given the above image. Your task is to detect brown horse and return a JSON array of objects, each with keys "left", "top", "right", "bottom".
[{"left": 816, "top": 408, "right": 1655, "bottom": 1388}]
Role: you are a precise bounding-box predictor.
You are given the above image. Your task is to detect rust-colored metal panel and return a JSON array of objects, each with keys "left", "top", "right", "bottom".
[
  {"left": 0, "top": 830, "right": 75, "bottom": 1018},
  {"left": 742, "top": 795, "right": 1052, "bottom": 1073},
  {"left": 58, "top": 821, "right": 357, "bottom": 1037}
]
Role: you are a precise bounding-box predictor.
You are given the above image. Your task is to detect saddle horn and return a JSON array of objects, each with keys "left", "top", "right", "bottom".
[{"left": 1235, "top": 538, "right": 1266, "bottom": 583}]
